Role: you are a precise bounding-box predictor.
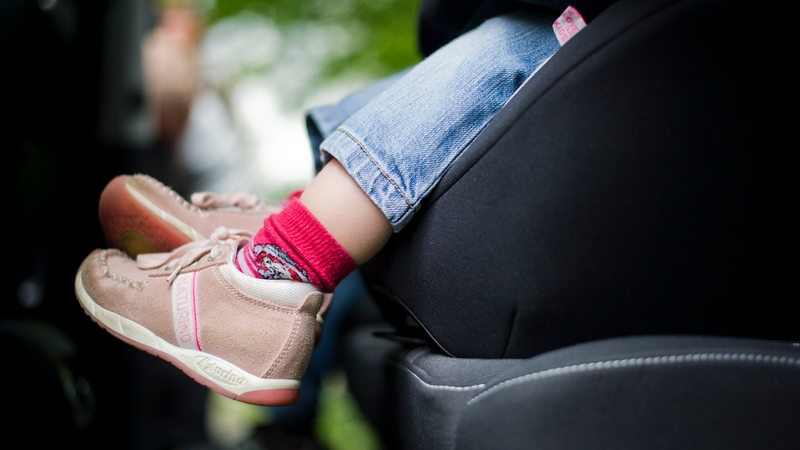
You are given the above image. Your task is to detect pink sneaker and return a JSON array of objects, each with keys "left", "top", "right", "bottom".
[
  {"left": 97, "top": 173, "right": 330, "bottom": 344},
  {"left": 74, "top": 228, "right": 324, "bottom": 406},
  {"left": 98, "top": 173, "right": 278, "bottom": 257}
]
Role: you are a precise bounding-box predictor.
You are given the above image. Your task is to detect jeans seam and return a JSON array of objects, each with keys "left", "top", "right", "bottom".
[{"left": 338, "top": 127, "right": 416, "bottom": 210}]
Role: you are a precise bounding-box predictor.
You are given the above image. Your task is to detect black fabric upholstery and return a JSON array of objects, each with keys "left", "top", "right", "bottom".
[
  {"left": 342, "top": 332, "right": 800, "bottom": 449},
  {"left": 350, "top": 0, "right": 798, "bottom": 448},
  {"left": 341, "top": 324, "right": 527, "bottom": 450},
  {"left": 361, "top": 0, "right": 797, "bottom": 359},
  {"left": 456, "top": 335, "right": 800, "bottom": 449},
  {"left": 384, "top": 348, "right": 525, "bottom": 449}
]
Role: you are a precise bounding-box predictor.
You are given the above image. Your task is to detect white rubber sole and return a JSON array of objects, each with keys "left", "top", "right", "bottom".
[{"left": 74, "top": 270, "right": 301, "bottom": 406}]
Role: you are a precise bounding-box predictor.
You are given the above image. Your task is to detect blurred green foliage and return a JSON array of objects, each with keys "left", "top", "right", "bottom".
[{"left": 204, "top": 0, "right": 422, "bottom": 106}]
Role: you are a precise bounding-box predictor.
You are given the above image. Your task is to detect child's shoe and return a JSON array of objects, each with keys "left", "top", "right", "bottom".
[
  {"left": 99, "top": 173, "right": 278, "bottom": 257},
  {"left": 74, "top": 228, "right": 324, "bottom": 406}
]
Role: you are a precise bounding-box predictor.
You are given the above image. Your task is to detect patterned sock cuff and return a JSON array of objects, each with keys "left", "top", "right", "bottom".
[{"left": 258, "top": 199, "right": 356, "bottom": 292}]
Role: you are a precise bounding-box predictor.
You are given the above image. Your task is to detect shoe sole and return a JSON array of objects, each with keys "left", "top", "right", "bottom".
[
  {"left": 99, "top": 176, "right": 203, "bottom": 257},
  {"left": 74, "top": 270, "right": 301, "bottom": 406}
]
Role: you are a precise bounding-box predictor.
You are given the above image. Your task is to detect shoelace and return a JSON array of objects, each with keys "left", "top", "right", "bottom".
[
  {"left": 136, "top": 227, "right": 253, "bottom": 284},
  {"left": 190, "top": 191, "right": 263, "bottom": 210}
]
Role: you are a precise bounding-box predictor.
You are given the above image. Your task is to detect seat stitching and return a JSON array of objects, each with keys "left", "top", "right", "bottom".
[{"left": 467, "top": 352, "right": 800, "bottom": 405}]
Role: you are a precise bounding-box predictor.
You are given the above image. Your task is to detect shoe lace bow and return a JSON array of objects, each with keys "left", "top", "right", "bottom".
[{"left": 136, "top": 227, "right": 253, "bottom": 284}]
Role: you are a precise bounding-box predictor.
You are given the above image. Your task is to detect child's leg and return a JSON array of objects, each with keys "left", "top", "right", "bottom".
[
  {"left": 300, "top": 159, "right": 392, "bottom": 265},
  {"left": 321, "top": 10, "right": 561, "bottom": 231},
  {"left": 240, "top": 10, "right": 561, "bottom": 292}
]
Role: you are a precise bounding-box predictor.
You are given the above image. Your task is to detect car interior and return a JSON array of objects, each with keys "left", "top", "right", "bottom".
[
  {"left": 342, "top": 0, "right": 800, "bottom": 448},
  {"left": 4, "top": 0, "right": 797, "bottom": 448}
]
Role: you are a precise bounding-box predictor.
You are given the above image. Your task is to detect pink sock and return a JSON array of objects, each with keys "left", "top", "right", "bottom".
[{"left": 235, "top": 198, "right": 356, "bottom": 292}]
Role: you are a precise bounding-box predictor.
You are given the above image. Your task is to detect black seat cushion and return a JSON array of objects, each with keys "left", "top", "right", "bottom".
[{"left": 455, "top": 335, "right": 800, "bottom": 449}]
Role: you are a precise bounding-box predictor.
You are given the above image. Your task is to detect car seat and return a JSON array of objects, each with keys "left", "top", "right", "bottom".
[{"left": 344, "top": 0, "right": 800, "bottom": 448}]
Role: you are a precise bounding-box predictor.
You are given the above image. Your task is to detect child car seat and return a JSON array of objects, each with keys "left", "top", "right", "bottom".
[{"left": 347, "top": 0, "right": 800, "bottom": 448}]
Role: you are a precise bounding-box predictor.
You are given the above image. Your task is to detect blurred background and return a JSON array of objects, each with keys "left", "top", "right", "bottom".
[
  {"left": 2, "top": 0, "right": 420, "bottom": 448},
  {"left": 145, "top": 0, "right": 422, "bottom": 199}
]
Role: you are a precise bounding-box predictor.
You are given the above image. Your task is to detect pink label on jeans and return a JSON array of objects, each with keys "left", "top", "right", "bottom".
[{"left": 553, "top": 5, "right": 587, "bottom": 46}]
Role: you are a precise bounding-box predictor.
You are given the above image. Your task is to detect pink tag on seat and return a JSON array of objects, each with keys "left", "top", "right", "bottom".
[{"left": 553, "top": 5, "right": 587, "bottom": 46}]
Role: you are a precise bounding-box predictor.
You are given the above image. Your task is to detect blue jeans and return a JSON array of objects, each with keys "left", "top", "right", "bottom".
[{"left": 309, "top": 10, "right": 560, "bottom": 231}]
